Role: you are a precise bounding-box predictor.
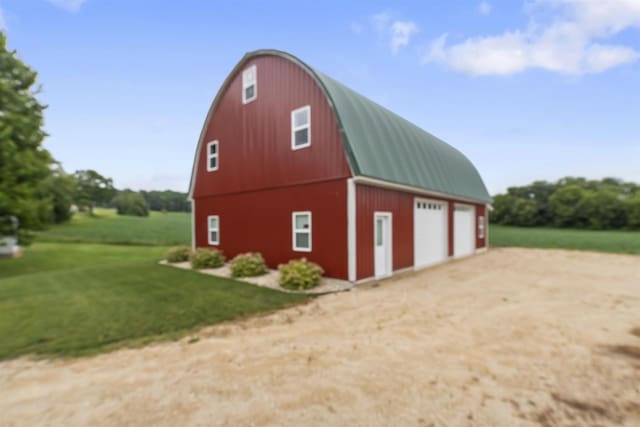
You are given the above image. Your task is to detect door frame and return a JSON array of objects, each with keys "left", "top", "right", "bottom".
[
  {"left": 373, "top": 211, "right": 393, "bottom": 279},
  {"left": 413, "top": 197, "right": 449, "bottom": 269}
]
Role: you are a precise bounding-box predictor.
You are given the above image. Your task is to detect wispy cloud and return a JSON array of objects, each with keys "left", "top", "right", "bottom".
[
  {"left": 390, "top": 21, "right": 419, "bottom": 53},
  {"left": 0, "top": 6, "right": 5, "bottom": 30},
  {"left": 353, "top": 12, "right": 419, "bottom": 54},
  {"left": 478, "top": 1, "right": 492, "bottom": 16},
  {"left": 424, "top": 0, "right": 640, "bottom": 75},
  {"left": 47, "top": 0, "right": 87, "bottom": 13}
]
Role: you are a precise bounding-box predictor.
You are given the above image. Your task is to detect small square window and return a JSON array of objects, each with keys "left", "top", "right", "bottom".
[
  {"left": 291, "top": 106, "right": 311, "bottom": 150},
  {"left": 478, "top": 216, "right": 485, "bottom": 239}
]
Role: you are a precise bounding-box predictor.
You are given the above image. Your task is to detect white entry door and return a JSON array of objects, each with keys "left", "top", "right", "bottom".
[
  {"left": 454, "top": 204, "right": 476, "bottom": 258},
  {"left": 414, "top": 199, "right": 448, "bottom": 268},
  {"left": 374, "top": 213, "right": 392, "bottom": 278}
]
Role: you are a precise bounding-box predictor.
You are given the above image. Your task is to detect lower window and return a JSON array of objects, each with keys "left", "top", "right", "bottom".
[
  {"left": 292, "top": 211, "right": 311, "bottom": 252},
  {"left": 208, "top": 215, "right": 219, "bottom": 245}
]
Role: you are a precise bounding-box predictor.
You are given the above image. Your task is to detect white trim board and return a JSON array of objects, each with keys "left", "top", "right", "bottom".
[
  {"left": 353, "top": 176, "right": 487, "bottom": 206},
  {"left": 347, "top": 178, "right": 357, "bottom": 282}
]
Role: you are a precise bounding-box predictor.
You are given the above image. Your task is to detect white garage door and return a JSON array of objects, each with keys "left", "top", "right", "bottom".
[
  {"left": 454, "top": 205, "right": 476, "bottom": 258},
  {"left": 414, "top": 199, "right": 448, "bottom": 268}
]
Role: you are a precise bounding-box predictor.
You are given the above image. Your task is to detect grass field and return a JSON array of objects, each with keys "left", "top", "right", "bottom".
[
  {"left": 37, "top": 208, "right": 191, "bottom": 245},
  {"left": 0, "top": 211, "right": 308, "bottom": 360},
  {"left": 490, "top": 225, "right": 640, "bottom": 255}
]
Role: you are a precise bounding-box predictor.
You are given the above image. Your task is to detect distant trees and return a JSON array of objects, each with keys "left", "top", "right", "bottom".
[
  {"left": 0, "top": 31, "right": 53, "bottom": 242},
  {"left": 140, "top": 190, "right": 190, "bottom": 212},
  {"left": 492, "top": 177, "right": 640, "bottom": 230},
  {"left": 112, "top": 190, "right": 149, "bottom": 217},
  {"left": 74, "top": 169, "right": 116, "bottom": 216},
  {"left": 44, "top": 164, "right": 77, "bottom": 224}
]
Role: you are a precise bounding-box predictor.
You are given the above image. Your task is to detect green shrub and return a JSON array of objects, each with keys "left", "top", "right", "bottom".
[
  {"left": 229, "top": 252, "right": 268, "bottom": 278},
  {"left": 190, "top": 248, "right": 225, "bottom": 269},
  {"left": 165, "top": 245, "right": 191, "bottom": 263},
  {"left": 112, "top": 191, "right": 150, "bottom": 217},
  {"left": 278, "top": 258, "right": 324, "bottom": 290}
]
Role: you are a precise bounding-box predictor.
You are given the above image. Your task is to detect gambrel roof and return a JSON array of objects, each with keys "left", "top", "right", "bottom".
[{"left": 189, "top": 50, "right": 491, "bottom": 204}]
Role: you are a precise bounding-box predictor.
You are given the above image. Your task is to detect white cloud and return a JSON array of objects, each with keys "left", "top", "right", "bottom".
[
  {"left": 478, "top": 1, "right": 492, "bottom": 16},
  {"left": 424, "top": 0, "right": 640, "bottom": 75},
  {"left": 390, "top": 21, "right": 418, "bottom": 53},
  {"left": 47, "top": 0, "right": 87, "bottom": 13},
  {"left": 369, "top": 12, "right": 418, "bottom": 53}
]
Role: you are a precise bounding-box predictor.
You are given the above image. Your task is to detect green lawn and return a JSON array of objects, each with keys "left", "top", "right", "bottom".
[
  {"left": 0, "top": 211, "right": 309, "bottom": 360},
  {"left": 36, "top": 208, "right": 191, "bottom": 245},
  {"left": 490, "top": 225, "right": 640, "bottom": 255}
]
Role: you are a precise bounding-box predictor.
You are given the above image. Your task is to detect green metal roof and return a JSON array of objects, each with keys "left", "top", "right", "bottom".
[{"left": 311, "top": 69, "right": 492, "bottom": 204}]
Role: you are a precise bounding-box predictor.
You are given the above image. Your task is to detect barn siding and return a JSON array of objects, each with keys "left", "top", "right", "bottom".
[
  {"left": 356, "top": 184, "right": 489, "bottom": 281},
  {"left": 192, "top": 55, "right": 352, "bottom": 199},
  {"left": 355, "top": 185, "right": 414, "bottom": 280},
  {"left": 194, "top": 179, "right": 348, "bottom": 279}
]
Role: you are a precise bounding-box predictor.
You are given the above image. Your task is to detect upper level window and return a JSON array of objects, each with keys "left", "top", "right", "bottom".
[
  {"left": 291, "top": 105, "right": 311, "bottom": 150},
  {"left": 478, "top": 215, "right": 485, "bottom": 239},
  {"left": 207, "top": 140, "right": 219, "bottom": 172},
  {"left": 292, "top": 211, "right": 312, "bottom": 252},
  {"left": 208, "top": 215, "right": 219, "bottom": 245},
  {"left": 242, "top": 65, "right": 257, "bottom": 104}
]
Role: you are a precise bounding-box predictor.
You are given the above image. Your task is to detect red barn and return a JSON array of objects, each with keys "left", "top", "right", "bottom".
[{"left": 188, "top": 50, "right": 491, "bottom": 283}]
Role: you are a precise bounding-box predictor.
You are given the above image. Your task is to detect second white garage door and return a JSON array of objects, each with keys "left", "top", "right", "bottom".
[
  {"left": 454, "top": 205, "right": 476, "bottom": 258},
  {"left": 414, "top": 199, "right": 448, "bottom": 268}
]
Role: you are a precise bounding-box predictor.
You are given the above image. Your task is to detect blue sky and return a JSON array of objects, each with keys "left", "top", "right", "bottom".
[{"left": 1, "top": 0, "right": 639, "bottom": 194}]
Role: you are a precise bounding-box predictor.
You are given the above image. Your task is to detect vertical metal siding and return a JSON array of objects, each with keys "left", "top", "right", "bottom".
[
  {"left": 356, "top": 185, "right": 487, "bottom": 281},
  {"left": 193, "top": 56, "right": 351, "bottom": 198},
  {"left": 194, "top": 179, "right": 348, "bottom": 280},
  {"left": 355, "top": 185, "right": 414, "bottom": 280}
]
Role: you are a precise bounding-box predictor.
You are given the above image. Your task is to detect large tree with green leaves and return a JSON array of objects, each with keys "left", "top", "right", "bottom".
[
  {"left": 74, "top": 169, "right": 115, "bottom": 215},
  {"left": 0, "top": 32, "right": 53, "bottom": 242}
]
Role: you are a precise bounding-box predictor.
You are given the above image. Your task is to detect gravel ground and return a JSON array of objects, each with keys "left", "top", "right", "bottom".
[{"left": 2, "top": 248, "right": 640, "bottom": 426}]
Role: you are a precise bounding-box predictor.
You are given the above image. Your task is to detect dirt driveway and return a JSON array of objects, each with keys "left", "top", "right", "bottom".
[{"left": 2, "top": 248, "right": 639, "bottom": 426}]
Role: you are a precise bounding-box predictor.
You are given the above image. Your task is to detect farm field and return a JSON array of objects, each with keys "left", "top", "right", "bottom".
[
  {"left": 0, "top": 212, "right": 307, "bottom": 360},
  {"left": 490, "top": 224, "right": 640, "bottom": 255},
  {"left": 2, "top": 248, "right": 639, "bottom": 426},
  {"left": 36, "top": 208, "right": 191, "bottom": 246}
]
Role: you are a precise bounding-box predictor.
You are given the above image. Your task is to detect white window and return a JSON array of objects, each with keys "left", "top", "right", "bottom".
[
  {"left": 206, "top": 140, "right": 219, "bottom": 172},
  {"left": 478, "top": 215, "right": 485, "bottom": 239},
  {"left": 291, "top": 105, "right": 311, "bottom": 150},
  {"left": 292, "top": 211, "right": 311, "bottom": 252},
  {"left": 208, "top": 215, "right": 219, "bottom": 245},
  {"left": 242, "top": 65, "right": 257, "bottom": 104}
]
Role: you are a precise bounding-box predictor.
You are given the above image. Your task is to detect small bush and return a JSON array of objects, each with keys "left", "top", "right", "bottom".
[
  {"left": 230, "top": 252, "right": 268, "bottom": 278},
  {"left": 165, "top": 245, "right": 191, "bottom": 263},
  {"left": 278, "top": 258, "right": 324, "bottom": 290},
  {"left": 190, "top": 248, "right": 225, "bottom": 269}
]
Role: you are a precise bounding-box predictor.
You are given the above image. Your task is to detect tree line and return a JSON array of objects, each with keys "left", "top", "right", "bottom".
[
  {"left": 0, "top": 31, "right": 188, "bottom": 243},
  {"left": 492, "top": 177, "right": 640, "bottom": 230}
]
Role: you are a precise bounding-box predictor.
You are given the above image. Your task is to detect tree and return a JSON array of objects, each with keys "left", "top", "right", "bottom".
[
  {"left": 625, "top": 193, "right": 640, "bottom": 230},
  {"left": 0, "top": 32, "right": 53, "bottom": 242},
  {"left": 44, "top": 164, "right": 77, "bottom": 223},
  {"left": 578, "top": 189, "right": 627, "bottom": 230},
  {"left": 549, "top": 185, "right": 588, "bottom": 228},
  {"left": 112, "top": 190, "right": 149, "bottom": 217},
  {"left": 511, "top": 198, "right": 539, "bottom": 227},
  {"left": 74, "top": 169, "right": 115, "bottom": 216}
]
